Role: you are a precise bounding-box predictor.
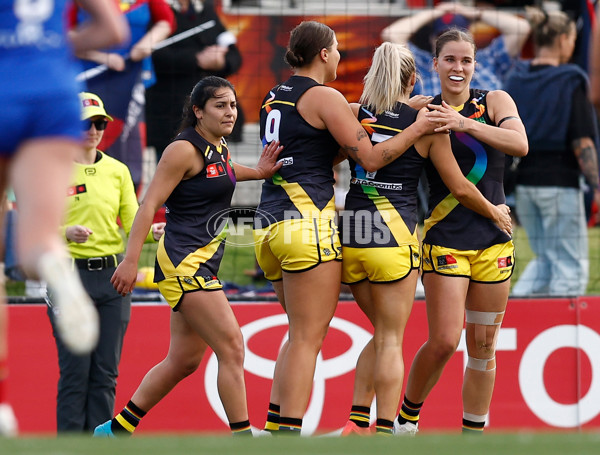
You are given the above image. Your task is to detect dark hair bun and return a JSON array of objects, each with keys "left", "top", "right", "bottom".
[{"left": 284, "top": 50, "right": 304, "bottom": 68}]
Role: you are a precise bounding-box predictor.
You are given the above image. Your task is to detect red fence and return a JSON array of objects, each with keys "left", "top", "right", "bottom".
[{"left": 7, "top": 297, "right": 600, "bottom": 434}]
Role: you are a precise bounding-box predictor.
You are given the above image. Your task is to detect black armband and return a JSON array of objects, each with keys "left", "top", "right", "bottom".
[{"left": 497, "top": 116, "right": 519, "bottom": 128}]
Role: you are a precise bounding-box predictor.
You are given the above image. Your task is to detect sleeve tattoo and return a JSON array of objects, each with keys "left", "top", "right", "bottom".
[{"left": 573, "top": 138, "right": 600, "bottom": 187}]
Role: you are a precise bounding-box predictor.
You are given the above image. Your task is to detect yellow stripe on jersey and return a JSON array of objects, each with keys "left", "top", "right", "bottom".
[
  {"left": 156, "top": 225, "right": 228, "bottom": 278},
  {"left": 422, "top": 193, "right": 460, "bottom": 239},
  {"left": 280, "top": 181, "right": 336, "bottom": 218},
  {"left": 370, "top": 194, "right": 418, "bottom": 246},
  {"left": 262, "top": 100, "right": 295, "bottom": 109}
]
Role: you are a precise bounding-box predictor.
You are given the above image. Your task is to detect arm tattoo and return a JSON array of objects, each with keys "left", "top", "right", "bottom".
[
  {"left": 382, "top": 148, "right": 393, "bottom": 163},
  {"left": 573, "top": 139, "right": 600, "bottom": 187},
  {"left": 459, "top": 119, "right": 465, "bottom": 129},
  {"left": 342, "top": 144, "right": 362, "bottom": 166},
  {"left": 356, "top": 128, "right": 368, "bottom": 141}
]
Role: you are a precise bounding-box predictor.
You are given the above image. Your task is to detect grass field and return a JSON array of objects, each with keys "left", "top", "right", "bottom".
[
  {"left": 1, "top": 432, "right": 600, "bottom": 455},
  {"left": 6, "top": 225, "right": 600, "bottom": 296},
  {"left": 215, "top": 225, "right": 600, "bottom": 293}
]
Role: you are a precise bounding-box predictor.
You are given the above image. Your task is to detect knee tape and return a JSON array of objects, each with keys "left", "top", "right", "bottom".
[
  {"left": 465, "top": 310, "right": 504, "bottom": 326},
  {"left": 467, "top": 355, "right": 496, "bottom": 371},
  {"left": 466, "top": 310, "right": 504, "bottom": 349}
]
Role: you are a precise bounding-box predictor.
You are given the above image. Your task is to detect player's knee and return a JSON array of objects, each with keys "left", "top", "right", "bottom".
[
  {"left": 214, "top": 331, "right": 245, "bottom": 366},
  {"left": 430, "top": 336, "right": 460, "bottom": 363},
  {"left": 466, "top": 309, "right": 504, "bottom": 354},
  {"left": 168, "top": 355, "right": 202, "bottom": 380}
]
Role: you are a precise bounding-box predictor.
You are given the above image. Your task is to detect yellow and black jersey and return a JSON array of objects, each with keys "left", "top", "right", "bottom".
[
  {"left": 255, "top": 76, "right": 339, "bottom": 226},
  {"left": 423, "top": 89, "right": 510, "bottom": 250},
  {"left": 154, "top": 127, "right": 236, "bottom": 282},
  {"left": 341, "top": 103, "right": 425, "bottom": 249}
]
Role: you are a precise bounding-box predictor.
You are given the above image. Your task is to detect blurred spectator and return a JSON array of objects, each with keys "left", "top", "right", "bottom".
[
  {"left": 381, "top": 1, "right": 531, "bottom": 96},
  {"left": 71, "top": 0, "right": 175, "bottom": 191},
  {"left": 560, "top": 0, "right": 596, "bottom": 73},
  {"left": 146, "top": 0, "right": 244, "bottom": 161},
  {"left": 506, "top": 6, "right": 599, "bottom": 296},
  {"left": 47, "top": 92, "right": 164, "bottom": 433}
]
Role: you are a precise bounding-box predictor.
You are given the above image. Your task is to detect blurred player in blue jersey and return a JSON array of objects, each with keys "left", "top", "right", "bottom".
[{"left": 0, "top": 0, "right": 128, "bottom": 436}]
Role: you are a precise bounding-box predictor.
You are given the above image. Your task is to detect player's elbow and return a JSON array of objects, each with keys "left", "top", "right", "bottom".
[{"left": 514, "top": 138, "right": 528, "bottom": 157}]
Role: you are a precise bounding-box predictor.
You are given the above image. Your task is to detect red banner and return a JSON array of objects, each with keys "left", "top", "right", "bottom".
[{"left": 7, "top": 297, "right": 600, "bottom": 434}]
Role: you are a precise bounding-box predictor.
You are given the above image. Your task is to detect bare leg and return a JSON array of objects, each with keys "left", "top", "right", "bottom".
[
  {"left": 266, "top": 280, "right": 286, "bottom": 409},
  {"left": 462, "top": 281, "right": 510, "bottom": 421},
  {"left": 10, "top": 139, "right": 98, "bottom": 354},
  {"left": 278, "top": 261, "right": 341, "bottom": 419},
  {"left": 129, "top": 309, "right": 208, "bottom": 413},
  {"left": 404, "top": 273, "right": 469, "bottom": 404},
  {"left": 10, "top": 139, "right": 77, "bottom": 275},
  {"left": 131, "top": 291, "right": 248, "bottom": 423},
  {"left": 369, "top": 270, "right": 418, "bottom": 422},
  {"left": 348, "top": 279, "right": 376, "bottom": 409}
]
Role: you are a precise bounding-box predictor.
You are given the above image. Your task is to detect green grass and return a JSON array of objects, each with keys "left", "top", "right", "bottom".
[
  {"left": 511, "top": 226, "right": 600, "bottom": 294},
  {"left": 1, "top": 432, "right": 599, "bottom": 455},
  {"left": 6, "top": 225, "right": 600, "bottom": 297}
]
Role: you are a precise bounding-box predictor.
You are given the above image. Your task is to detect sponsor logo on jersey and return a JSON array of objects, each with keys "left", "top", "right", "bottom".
[
  {"left": 279, "top": 85, "right": 293, "bottom": 92},
  {"left": 206, "top": 162, "right": 226, "bottom": 178},
  {"left": 203, "top": 276, "right": 221, "bottom": 288},
  {"left": 383, "top": 110, "right": 400, "bottom": 118},
  {"left": 351, "top": 178, "right": 403, "bottom": 191},
  {"left": 278, "top": 157, "right": 294, "bottom": 166},
  {"left": 498, "top": 256, "right": 513, "bottom": 268},
  {"left": 67, "top": 184, "right": 87, "bottom": 197},
  {"left": 437, "top": 254, "right": 458, "bottom": 269},
  {"left": 84, "top": 168, "right": 96, "bottom": 176}
]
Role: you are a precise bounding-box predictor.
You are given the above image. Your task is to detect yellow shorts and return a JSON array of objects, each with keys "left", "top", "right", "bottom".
[
  {"left": 253, "top": 217, "right": 342, "bottom": 281},
  {"left": 157, "top": 275, "right": 223, "bottom": 310},
  {"left": 342, "top": 245, "right": 420, "bottom": 284},
  {"left": 421, "top": 241, "right": 515, "bottom": 283}
]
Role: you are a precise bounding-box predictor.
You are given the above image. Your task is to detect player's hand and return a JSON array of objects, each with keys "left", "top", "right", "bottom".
[
  {"left": 408, "top": 95, "right": 434, "bottom": 111},
  {"left": 111, "top": 258, "right": 138, "bottom": 296},
  {"left": 255, "top": 141, "right": 284, "bottom": 179},
  {"left": 426, "top": 101, "right": 470, "bottom": 133},
  {"left": 492, "top": 204, "right": 512, "bottom": 237}
]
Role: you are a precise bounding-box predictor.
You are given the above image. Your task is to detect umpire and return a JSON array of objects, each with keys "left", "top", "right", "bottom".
[{"left": 47, "top": 92, "right": 164, "bottom": 433}]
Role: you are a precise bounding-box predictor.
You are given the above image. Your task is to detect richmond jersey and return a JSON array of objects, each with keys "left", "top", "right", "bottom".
[
  {"left": 154, "top": 127, "right": 236, "bottom": 281},
  {"left": 423, "top": 89, "right": 510, "bottom": 250},
  {"left": 256, "top": 76, "right": 340, "bottom": 226},
  {"left": 341, "top": 103, "right": 425, "bottom": 248}
]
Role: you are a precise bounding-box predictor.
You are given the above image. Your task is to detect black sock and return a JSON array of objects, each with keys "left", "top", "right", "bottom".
[
  {"left": 375, "top": 418, "right": 394, "bottom": 434},
  {"left": 230, "top": 420, "right": 252, "bottom": 436},
  {"left": 279, "top": 417, "right": 302, "bottom": 434},
  {"left": 112, "top": 400, "right": 147, "bottom": 434},
  {"left": 264, "top": 402, "right": 280, "bottom": 432},
  {"left": 397, "top": 396, "right": 423, "bottom": 425},
  {"left": 349, "top": 405, "right": 370, "bottom": 428}
]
